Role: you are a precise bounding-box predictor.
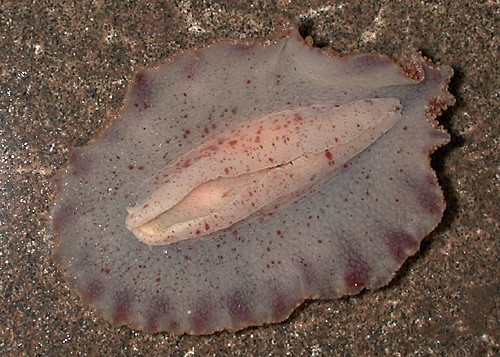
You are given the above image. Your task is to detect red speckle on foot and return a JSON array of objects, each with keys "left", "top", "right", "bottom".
[{"left": 204, "top": 222, "right": 210, "bottom": 231}]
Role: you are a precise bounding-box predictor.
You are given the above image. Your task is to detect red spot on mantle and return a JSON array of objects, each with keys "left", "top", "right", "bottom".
[
  {"left": 268, "top": 285, "right": 288, "bottom": 320},
  {"left": 145, "top": 296, "right": 170, "bottom": 333},
  {"left": 227, "top": 290, "right": 253, "bottom": 323},
  {"left": 135, "top": 72, "right": 147, "bottom": 88},
  {"left": 344, "top": 253, "right": 369, "bottom": 292},
  {"left": 386, "top": 230, "right": 418, "bottom": 264},
  {"left": 82, "top": 279, "right": 104, "bottom": 303},
  {"left": 229, "top": 140, "right": 238, "bottom": 147},
  {"left": 408, "top": 175, "right": 442, "bottom": 214},
  {"left": 52, "top": 203, "right": 76, "bottom": 233},
  {"left": 113, "top": 290, "right": 131, "bottom": 324},
  {"left": 324, "top": 149, "right": 333, "bottom": 161},
  {"left": 233, "top": 43, "right": 254, "bottom": 52},
  {"left": 69, "top": 150, "right": 92, "bottom": 177},
  {"left": 191, "top": 296, "right": 213, "bottom": 334}
]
